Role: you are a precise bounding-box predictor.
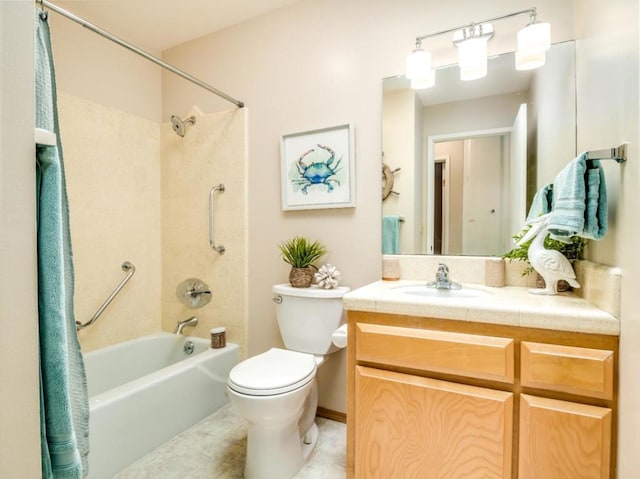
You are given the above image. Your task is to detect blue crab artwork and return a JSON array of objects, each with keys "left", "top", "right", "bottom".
[{"left": 291, "top": 144, "right": 342, "bottom": 194}]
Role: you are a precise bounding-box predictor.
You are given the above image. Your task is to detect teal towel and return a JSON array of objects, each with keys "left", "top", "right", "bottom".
[
  {"left": 526, "top": 184, "right": 553, "bottom": 222},
  {"left": 36, "top": 10, "right": 89, "bottom": 479},
  {"left": 548, "top": 152, "right": 607, "bottom": 241},
  {"left": 382, "top": 215, "right": 400, "bottom": 254}
]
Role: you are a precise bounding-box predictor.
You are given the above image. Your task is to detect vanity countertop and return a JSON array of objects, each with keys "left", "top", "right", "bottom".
[{"left": 342, "top": 280, "right": 620, "bottom": 336}]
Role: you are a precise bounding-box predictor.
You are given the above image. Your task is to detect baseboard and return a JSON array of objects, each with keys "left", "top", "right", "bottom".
[{"left": 316, "top": 406, "right": 346, "bottom": 423}]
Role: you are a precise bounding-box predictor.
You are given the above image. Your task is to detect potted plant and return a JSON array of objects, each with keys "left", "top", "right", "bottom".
[
  {"left": 278, "top": 236, "right": 327, "bottom": 288},
  {"left": 503, "top": 226, "right": 587, "bottom": 290}
]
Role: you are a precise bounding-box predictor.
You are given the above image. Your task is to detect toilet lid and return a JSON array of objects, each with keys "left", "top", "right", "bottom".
[{"left": 228, "top": 348, "right": 316, "bottom": 396}]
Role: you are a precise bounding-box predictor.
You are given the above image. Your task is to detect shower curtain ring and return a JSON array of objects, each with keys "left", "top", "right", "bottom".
[{"left": 37, "top": 0, "right": 48, "bottom": 19}]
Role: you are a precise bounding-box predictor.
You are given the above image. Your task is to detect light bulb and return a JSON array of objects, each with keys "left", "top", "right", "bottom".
[
  {"left": 406, "top": 47, "right": 432, "bottom": 80},
  {"left": 458, "top": 37, "right": 488, "bottom": 81},
  {"left": 516, "top": 50, "right": 546, "bottom": 70},
  {"left": 517, "top": 22, "right": 551, "bottom": 55},
  {"left": 411, "top": 69, "right": 436, "bottom": 89}
]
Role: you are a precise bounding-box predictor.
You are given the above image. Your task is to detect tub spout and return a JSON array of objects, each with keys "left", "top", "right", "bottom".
[{"left": 174, "top": 316, "right": 198, "bottom": 335}]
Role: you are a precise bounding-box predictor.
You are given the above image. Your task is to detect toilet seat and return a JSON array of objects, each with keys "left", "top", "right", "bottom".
[{"left": 228, "top": 348, "right": 317, "bottom": 396}]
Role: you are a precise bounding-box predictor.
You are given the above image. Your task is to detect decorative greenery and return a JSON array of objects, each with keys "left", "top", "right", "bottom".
[
  {"left": 278, "top": 236, "right": 327, "bottom": 269},
  {"left": 502, "top": 226, "right": 588, "bottom": 276}
]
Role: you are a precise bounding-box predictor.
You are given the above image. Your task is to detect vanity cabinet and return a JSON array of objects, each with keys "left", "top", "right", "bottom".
[{"left": 346, "top": 311, "right": 618, "bottom": 479}]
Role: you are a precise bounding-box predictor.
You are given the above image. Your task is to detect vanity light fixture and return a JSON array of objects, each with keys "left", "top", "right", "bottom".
[
  {"left": 405, "top": 40, "right": 435, "bottom": 87},
  {"left": 516, "top": 9, "right": 551, "bottom": 70},
  {"left": 453, "top": 23, "right": 494, "bottom": 81},
  {"left": 406, "top": 7, "right": 551, "bottom": 88}
]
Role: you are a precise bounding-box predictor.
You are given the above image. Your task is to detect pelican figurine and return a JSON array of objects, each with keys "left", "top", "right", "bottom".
[{"left": 517, "top": 213, "right": 581, "bottom": 295}]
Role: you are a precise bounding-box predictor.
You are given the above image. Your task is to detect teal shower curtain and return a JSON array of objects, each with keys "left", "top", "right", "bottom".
[{"left": 35, "top": 9, "right": 89, "bottom": 479}]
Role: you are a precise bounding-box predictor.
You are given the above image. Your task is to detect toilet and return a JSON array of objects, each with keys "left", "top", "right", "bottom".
[{"left": 227, "top": 283, "right": 349, "bottom": 479}]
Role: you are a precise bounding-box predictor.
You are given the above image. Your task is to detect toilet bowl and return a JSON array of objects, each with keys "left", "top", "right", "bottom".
[
  {"left": 228, "top": 348, "right": 321, "bottom": 479},
  {"left": 227, "top": 284, "right": 349, "bottom": 479}
]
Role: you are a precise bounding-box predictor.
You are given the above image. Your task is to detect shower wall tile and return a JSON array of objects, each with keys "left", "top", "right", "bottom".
[
  {"left": 57, "top": 95, "right": 248, "bottom": 354},
  {"left": 161, "top": 108, "right": 249, "bottom": 356},
  {"left": 58, "top": 92, "right": 162, "bottom": 351}
]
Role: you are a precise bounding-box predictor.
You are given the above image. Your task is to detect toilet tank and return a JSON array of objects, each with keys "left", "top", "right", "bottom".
[{"left": 272, "top": 284, "right": 350, "bottom": 355}]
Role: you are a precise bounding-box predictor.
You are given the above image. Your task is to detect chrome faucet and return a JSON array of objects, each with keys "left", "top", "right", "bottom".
[
  {"left": 427, "top": 263, "right": 462, "bottom": 290},
  {"left": 174, "top": 316, "right": 198, "bottom": 335}
]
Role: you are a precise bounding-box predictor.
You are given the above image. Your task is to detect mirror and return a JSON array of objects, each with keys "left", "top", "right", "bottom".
[{"left": 382, "top": 41, "right": 576, "bottom": 256}]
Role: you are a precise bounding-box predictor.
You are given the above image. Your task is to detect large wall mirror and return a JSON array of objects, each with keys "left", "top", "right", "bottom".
[{"left": 382, "top": 41, "right": 576, "bottom": 256}]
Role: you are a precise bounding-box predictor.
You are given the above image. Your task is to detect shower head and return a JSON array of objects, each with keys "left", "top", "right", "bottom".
[{"left": 170, "top": 115, "right": 196, "bottom": 137}]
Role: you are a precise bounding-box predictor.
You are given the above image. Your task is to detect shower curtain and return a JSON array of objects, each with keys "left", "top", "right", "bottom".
[{"left": 35, "top": 9, "right": 89, "bottom": 479}]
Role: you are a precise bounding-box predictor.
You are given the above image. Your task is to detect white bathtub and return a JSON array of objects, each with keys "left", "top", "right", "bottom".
[{"left": 84, "top": 332, "right": 240, "bottom": 479}]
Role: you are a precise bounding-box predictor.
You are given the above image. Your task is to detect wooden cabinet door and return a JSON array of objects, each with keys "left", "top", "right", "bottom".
[
  {"left": 355, "top": 366, "right": 513, "bottom": 479},
  {"left": 519, "top": 394, "right": 612, "bottom": 479}
]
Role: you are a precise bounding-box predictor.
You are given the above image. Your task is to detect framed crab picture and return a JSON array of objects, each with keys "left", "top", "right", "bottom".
[{"left": 280, "top": 123, "right": 355, "bottom": 210}]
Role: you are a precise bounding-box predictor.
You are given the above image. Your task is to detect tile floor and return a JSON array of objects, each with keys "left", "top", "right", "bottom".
[{"left": 114, "top": 404, "right": 347, "bottom": 479}]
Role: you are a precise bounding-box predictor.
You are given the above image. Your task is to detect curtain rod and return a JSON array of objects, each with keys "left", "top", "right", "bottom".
[{"left": 37, "top": 0, "right": 245, "bottom": 108}]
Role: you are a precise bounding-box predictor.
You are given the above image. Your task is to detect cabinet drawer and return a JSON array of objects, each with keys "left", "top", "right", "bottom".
[
  {"left": 356, "top": 323, "right": 515, "bottom": 383},
  {"left": 521, "top": 342, "right": 614, "bottom": 400}
]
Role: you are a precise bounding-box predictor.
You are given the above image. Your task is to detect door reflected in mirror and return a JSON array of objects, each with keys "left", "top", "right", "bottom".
[{"left": 382, "top": 41, "right": 576, "bottom": 256}]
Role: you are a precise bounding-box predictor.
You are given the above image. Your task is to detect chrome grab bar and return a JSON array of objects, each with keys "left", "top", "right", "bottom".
[
  {"left": 209, "top": 184, "right": 225, "bottom": 254},
  {"left": 76, "top": 261, "right": 135, "bottom": 330}
]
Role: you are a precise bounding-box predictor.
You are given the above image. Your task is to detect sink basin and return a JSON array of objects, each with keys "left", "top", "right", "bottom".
[{"left": 392, "top": 285, "right": 491, "bottom": 299}]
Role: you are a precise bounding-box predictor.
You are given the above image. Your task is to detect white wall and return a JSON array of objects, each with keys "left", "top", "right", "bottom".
[
  {"left": 0, "top": 2, "right": 40, "bottom": 476},
  {"left": 162, "top": 0, "right": 575, "bottom": 413},
  {"left": 424, "top": 92, "right": 526, "bottom": 137},
  {"left": 573, "top": 1, "right": 639, "bottom": 477},
  {"left": 530, "top": 40, "right": 577, "bottom": 189}
]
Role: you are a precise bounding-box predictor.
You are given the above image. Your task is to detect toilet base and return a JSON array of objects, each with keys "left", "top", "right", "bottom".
[
  {"left": 301, "top": 422, "right": 319, "bottom": 461},
  {"left": 244, "top": 420, "right": 318, "bottom": 479}
]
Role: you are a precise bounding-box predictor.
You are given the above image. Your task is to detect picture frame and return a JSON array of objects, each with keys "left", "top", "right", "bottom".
[{"left": 280, "top": 123, "right": 355, "bottom": 210}]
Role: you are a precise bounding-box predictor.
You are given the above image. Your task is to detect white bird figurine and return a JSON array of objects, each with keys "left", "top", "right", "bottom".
[{"left": 517, "top": 213, "right": 581, "bottom": 295}]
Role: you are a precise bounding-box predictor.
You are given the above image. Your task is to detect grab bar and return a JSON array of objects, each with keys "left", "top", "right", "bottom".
[
  {"left": 209, "top": 184, "right": 225, "bottom": 254},
  {"left": 76, "top": 261, "right": 135, "bottom": 330}
]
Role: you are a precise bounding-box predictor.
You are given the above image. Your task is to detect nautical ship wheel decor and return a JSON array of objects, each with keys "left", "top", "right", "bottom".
[{"left": 382, "top": 162, "right": 401, "bottom": 200}]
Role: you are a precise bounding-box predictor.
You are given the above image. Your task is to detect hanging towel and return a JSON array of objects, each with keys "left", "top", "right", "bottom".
[
  {"left": 35, "top": 10, "right": 89, "bottom": 479},
  {"left": 382, "top": 215, "right": 400, "bottom": 254},
  {"left": 548, "top": 152, "right": 607, "bottom": 241},
  {"left": 526, "top": 184, "right": 554, "bottom": 222}
]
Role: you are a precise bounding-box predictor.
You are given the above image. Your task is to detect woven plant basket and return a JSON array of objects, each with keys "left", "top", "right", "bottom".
[{"left": 289, "top": 267, "right": 313, "bottom": 288}]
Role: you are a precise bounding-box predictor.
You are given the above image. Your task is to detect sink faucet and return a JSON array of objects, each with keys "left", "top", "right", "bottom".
[
  {"left": 427, "top": 263, "right": 462, "bottom": 290},
  {"left": 174, "top": 316, "right": 198, "bottom": 335}
]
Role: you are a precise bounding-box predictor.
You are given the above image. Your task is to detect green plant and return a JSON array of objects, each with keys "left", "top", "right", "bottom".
[
  {"left": 502, "top": 226, "right": 588, "bottom": 276},
  {"left": 278, "top": 236, "right": 327, "bottom": 269}
]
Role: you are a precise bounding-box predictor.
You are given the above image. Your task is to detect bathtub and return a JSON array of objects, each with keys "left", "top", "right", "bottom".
[{"left": 84, "top": 332, "right": 240, "bottom": 479}]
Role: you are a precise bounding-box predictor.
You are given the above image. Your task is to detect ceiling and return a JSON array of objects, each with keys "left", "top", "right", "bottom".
[{"left": 52, "top": 0, "right": 304, "bottom": 52}]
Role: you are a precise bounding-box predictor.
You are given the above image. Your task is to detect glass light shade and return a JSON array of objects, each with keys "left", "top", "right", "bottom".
[
  {"left": 516, "top": 50, "right": 546, "bottom": 70},
  {"left": 517, "top": 22, "right": 551, "bottom": 55},
  {"left": 405, "top": 48, "right": 432, "bottom": 80},
  {"left": 457, "top": 37, "right": 488, "bottom": 81},
  {"left": 411, "top": 69, "right": 436, "bottom": 89}
]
